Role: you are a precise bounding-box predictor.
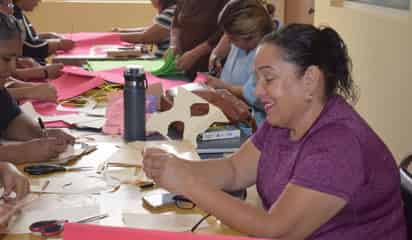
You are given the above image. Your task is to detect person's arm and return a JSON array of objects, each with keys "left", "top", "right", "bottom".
[
  {"left": 13, "top": 63, "right": 64, "bottom": 81},
  {"left": 185, "top": 180, "right": 346, "bottom": 239},
  {"left": 47, "top": 38, "right": 75, "bottom": 54},
  {"left": 2, "top": 113, "right": 42, "bottom": 141},
  {"left": 143, "top": 141, "right": 348, "bottom": 239},
  {"left": 7, "top": 82, "right": 57, "bottom": 102},
  {"left": 112, "top": 27, "right": 147, "bottom": 33},
  {"left": 119, "top": 24, "right": 170, "bottom": 44},
  {"left": 209, "top": 34, "right": 231, "bottom": 75}
]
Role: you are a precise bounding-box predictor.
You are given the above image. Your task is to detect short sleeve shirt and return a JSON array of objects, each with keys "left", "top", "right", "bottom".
[
  {"left": 252, "top": 95, "right": 406, "bottom": 240},
  {"left": 153, "top": 5, "right": 176, "bottom": 57},
  {"left": 13, "top": 5, "right": 49, "bottom": 65},
  {"left": 0, "top": 88, "right": 21, "bottom": 132}
]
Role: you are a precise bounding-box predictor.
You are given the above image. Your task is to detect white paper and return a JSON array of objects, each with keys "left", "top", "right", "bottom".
[
  {"left": 122, "top": 213, "right": 209, "bottom": 232},
  {"left": 30, "top": 172, "right": 114, "bottom": 195}
]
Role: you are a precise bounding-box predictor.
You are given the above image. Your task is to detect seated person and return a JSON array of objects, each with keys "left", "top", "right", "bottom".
[
  {"left": 171, "top": 0, "right": 229, "bottom": 80},
  {"left": 205, "top": 0, "right": 275, "bottom": 125},
  {"left": 143, "top": 24, "right": 407, "bottom": 239},
  {"left": 117, "top": 0, "right": 176, "bottom": 58},
  {"left": 0, "top": 12, "right": 74, "bottom": 164},
  {"left": 13, "top": 0, "right": 75, "bottom": 64}
]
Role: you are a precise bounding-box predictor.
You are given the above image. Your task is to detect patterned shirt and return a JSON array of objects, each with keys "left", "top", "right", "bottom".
[
  {"left": 13, "top": 5, "right": 48, "bottom": 65},
  {"left": 153, "top": 5, "right": 176, "bottom": 57}
]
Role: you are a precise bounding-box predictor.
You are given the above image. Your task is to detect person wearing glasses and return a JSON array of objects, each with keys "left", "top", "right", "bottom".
[
  {"left": 0, "top": 13, "right": 74, "bottom": 164},
  {"left": 205, "top": 0, "right": 275, "bottom": 126},
  {"left": 143, "top": 24, "right": 407, "bottom": 239},
  {"left": 12, "top": 0, "right": 75, "bottom": 65},
  {"left": 116, "top": 0, "right": 176, "bottom": 58}
]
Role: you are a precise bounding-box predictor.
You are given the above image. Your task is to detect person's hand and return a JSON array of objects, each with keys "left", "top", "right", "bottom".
[
  {"left": 41, "top": 32, "right": 62, "bottom": 39},
  {"left": 208, "top": 53, "right": 223, "bottom": 76},
  {"left": 17, "top": 138, "right": 69, "bottom": 163},
  {"left": 30, "top": 83, "right": 57, "bottom": 102},
  {"left": 45, "top": 63, "right": 64, "bottom": 79},
  {"left": 175, "top": 50, "right": 199, "bottom": 71},
  {"left": 58, "top": 39, "right": 75, "bottom": 51},
  {"left": 143, "top": 148, "right": 192, "bottom": 194},
  {"left": 0, "top": 200, "right": 27, "bottom": 230},
  {"left": 45, "top": 129, "right": 75, "bottom": 145},
  {"left": 0, "top": 162, "right": 30, "bottom": 202},
  {"left": 16, "top": 57, "right": 40, "bottom": 68},
  {"left": 205, "top": 75, "right": 228, "bottom": 89}
]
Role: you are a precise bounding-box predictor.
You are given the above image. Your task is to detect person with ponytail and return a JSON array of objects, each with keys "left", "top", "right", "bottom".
[
  {"left": 205, "top": 0, "right": 273, "bottom": 126},
  {"left": 142, "top": 24, "right": 407, "bottom": 239}
]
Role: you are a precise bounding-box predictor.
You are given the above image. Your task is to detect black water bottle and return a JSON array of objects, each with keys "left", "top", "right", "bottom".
[{"left": 124, "top": 65, "right": 147, "bottom": 141}]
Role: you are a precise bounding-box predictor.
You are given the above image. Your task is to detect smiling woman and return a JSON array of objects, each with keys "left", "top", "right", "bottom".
[{"left": 142, "top": 24, "right": 407, "bottom": 239}]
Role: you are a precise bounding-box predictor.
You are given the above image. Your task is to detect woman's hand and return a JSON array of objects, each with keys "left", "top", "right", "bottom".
[
  {"left": 45, "top": 63, "right": 64, "bottom": 79},
  {"left": 45, "top": 129, "right": 75, "bottom": 145},
  {"left": 176, "top": 50, "right": 200, "bottom": 71},
  {"left": 29, "top": 83, "right": 58, "bottom": 102},
  {"left": 205, "top": 75, "right": 228, "bottom": 89},
  {"left": 143, "top": 148, "right": 192, "bottom": 194},
  {"left": 10, "top": 138, "right": 69, "bottom": 164},
  {"left": 208, "top": 53, "right": 223, "bottom": 76},
  {"left": 0, "top": 162, "right": 30, "bottom": 202},
  {"left": 58, "top": 39, "right": 75, "bottom": 51}
]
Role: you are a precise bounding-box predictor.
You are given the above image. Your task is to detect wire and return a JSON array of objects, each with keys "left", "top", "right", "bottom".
[{"left": 190, "top": 213, "right": 211, "bottom": 233}]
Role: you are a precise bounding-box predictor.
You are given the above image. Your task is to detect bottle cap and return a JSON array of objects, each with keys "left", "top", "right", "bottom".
[{"left": 124, "top": 65, "right": 145, "bottom": 82}]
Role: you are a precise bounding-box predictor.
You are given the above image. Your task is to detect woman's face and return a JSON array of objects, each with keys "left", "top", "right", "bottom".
[
  {"left": 254, "top": 43, "right": 311, "bottom": 129},
  {"left": 0, "top": 38, "right": 21, "bottom": 86},
  {"left": 15, "top": 0, "right": 41, "bottom": 11},
  {"left": 227, "top": 33, "right": 261, "bottom": 52}
]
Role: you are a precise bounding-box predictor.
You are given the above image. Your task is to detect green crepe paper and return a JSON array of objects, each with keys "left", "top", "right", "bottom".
[{"left": 86, "top": 59, "right": 164, "bottom": 71}]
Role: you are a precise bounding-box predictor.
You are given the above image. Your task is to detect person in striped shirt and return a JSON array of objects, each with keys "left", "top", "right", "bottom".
[
  {"left": 117, "top": 0, "right": 176, "bottom": 57},
  {"left": 12, "top": 0, "right": 75, "bottom": 65}
]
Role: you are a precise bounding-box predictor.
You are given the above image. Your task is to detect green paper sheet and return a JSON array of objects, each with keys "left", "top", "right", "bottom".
[{"left": 87, "top": 59, "right": 164, "bottom": 71}]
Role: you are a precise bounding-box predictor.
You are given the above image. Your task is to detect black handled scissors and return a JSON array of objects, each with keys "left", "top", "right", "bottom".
[
  {"left": 24, "top": 164, "right": 94, "bottom": 175},
  {"left": 29, "top": 213, "right": 109, "bottom": 237}
]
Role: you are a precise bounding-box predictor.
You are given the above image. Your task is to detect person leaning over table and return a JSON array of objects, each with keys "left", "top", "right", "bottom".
[
  {"left": 117, "top": 0, "right": 176, "bottom": 58},
  {"left": 170, "top": 0, "right": 229, "bottom": 80},
  {"left": 205, "top": 0, "right": 277, "bottom": 126},
  {"left": 143, "top": 24, "right": 407, "bottom": 239},
  {"left": 0, "top": 12, "right": 75, "bottom": 164},
  {"left": 12, "top": 0, "right": 75, "bottom": 65}
]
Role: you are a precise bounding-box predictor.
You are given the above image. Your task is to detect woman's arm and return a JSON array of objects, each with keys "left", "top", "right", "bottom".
[
  {"left": 120, "top": 24, "right": 170, "bottom": 44},
  {"left": 184, "top": 181, "right": 346, "bottom": 239}
]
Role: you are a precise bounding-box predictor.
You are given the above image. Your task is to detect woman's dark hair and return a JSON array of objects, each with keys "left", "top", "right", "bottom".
[
  {"left": 261, "top": 24, "right": 358, "bottom": 103},
  {"left": 158, "top": 0, "right": 176, "bottom": 12},
  {"left": 218, "top": 0, "right": 273, "bottom": 37},
  {"left": 0, "top": 12, "right": 22, "bottom": 41}
]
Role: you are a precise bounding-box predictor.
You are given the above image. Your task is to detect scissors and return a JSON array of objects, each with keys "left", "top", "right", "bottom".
[
  {"left": 24, "top": 164, "right": 94, "bottom": 175},
  {"left": 29, "top": 213, "right": 109, "bottom": 237}
]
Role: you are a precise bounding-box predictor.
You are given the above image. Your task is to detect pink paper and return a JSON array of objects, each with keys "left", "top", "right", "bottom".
[
  {"left": 97, "top": 68, "right": 125, "bottom": 84},
  {"left": 102, "top": 91, "right": 124, "bottom": 135},
  {"left": 64, "top": 223, "right": 264, "bottom": 240},
  {"left": 30, "top": 101, "right": 73, "bottom": 128},
  {"left": 62, "top": 66, "right": 98, "bottom": 78},
  {"left": 51, "top": 74, "right": 105, "bottom": 101},
  {"left": 59, "top": 32, "right": 125, "bottom": 56}
]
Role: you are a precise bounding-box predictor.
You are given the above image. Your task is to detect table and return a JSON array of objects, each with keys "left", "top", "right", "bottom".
[{"left": 2, "top": 132, "right": 259, "bottom": 240}]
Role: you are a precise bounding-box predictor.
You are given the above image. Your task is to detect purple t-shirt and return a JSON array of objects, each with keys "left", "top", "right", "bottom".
[{"left": 252, "top": 95, "right": 406, "bottom": 240}]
